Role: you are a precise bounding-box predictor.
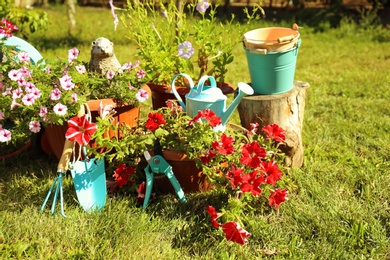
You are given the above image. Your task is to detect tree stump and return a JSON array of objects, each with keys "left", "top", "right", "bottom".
[{"left": 237, "top": 81, "right": 310, "bottom": 168}]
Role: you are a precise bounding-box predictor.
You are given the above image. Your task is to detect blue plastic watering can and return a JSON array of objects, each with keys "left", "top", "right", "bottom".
[{"left": 171, "top": 73, "right": 254, "bottom": 131}]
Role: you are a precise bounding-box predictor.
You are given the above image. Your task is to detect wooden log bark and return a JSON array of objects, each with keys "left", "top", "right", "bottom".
[{"left": 237, "top": 81, "right": 310, "bottom": 168}]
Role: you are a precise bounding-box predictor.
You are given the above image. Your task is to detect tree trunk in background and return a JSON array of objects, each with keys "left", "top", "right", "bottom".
[
  {"left": 67, "top": 0, "right": 76, "bottom": 30},
  {"left": 238, "top": 81, "right": 310, "bottom": 168}
]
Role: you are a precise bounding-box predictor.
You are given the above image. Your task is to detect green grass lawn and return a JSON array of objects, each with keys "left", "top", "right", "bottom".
[{"left": 1, "top": 5, "right": 390, "bottom": 259}]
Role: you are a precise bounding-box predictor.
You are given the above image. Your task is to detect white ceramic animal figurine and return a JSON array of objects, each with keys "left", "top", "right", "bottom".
[{"left": 89, "top": 37, "right": 122, "bottom": 75}]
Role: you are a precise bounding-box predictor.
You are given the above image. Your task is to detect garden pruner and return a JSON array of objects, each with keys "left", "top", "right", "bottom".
[{"left": 143, "top": 151, "right": 187, "bottom": 209}]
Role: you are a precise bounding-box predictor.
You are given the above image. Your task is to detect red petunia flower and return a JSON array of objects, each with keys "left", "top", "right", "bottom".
[
  {"left": 240, "top": 141, "right": 267, "bottom": 168},
  {"left": 65, "top": 114, "right": 97, "bottom": 146},
  {"left": 188, "top": 109, "right": 222, "bottom": 128},
  {"left": 202, "top": 109, "right": 222, "bottom": 128},
  {"left": 145, "top": 112, "right": 166, "bottom": 131},
  {"left": 260, "top": 160, "right": 282, "bottom": 186},
  {"left": 226, "top": 164, "right": 244, "bottom": 189},
  {"left": 221, "top": 221, "right": 251, "bottom": 246},
  {"left": 198, "top": 149, "right": 217, "bottom": 164},
  {"left": 113, "top": 163, "right": 136, "bottom": 188},
  {"left": 206, "top": 205, "right": 221, "bottom": 228},
  {"left": 249, "top": 122, "right": 259, "bottom": 135},
  {"left": 240, "top": 170, "right": 265, "bottom": 197},
  {"left": 269, "top": 188, "right": 289, "bottom": 209},
  {"left": 211, "top": 133, "right": 235, "bottom": 155},
  {"left": 262, "top": 124, "right": 286, "bottom": 143}
]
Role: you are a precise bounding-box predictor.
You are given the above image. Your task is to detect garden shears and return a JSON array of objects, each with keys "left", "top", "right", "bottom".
[{"left": 143, "top": 149, "right": 187, "bottom": 209}]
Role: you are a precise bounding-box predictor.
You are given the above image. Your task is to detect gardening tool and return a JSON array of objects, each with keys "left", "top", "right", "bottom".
[
  {"left": 171, "top": 73, "right": 254, "bottom": 132},
  {"left": 143, "top": 148, "right": 187, "bottom": 209},
  {"left": 40, "top": 105, "right": 85, "bottom": 217},
  {"left": 69, "top": 146, "right": 106, "bottom": 212}
]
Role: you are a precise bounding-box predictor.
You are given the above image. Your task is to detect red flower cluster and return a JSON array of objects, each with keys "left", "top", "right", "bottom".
[
  {"left": 145, "top": 112, "right": 166, "bottom": 131},
  {"left": 203, "top": 123, "right": 288, "bottom": 245},
  {"left": 0, "top": 19, "right": 18, "bottom": 38},
  {"left": 113, "top": 163, "right": 136, "bottom": 188}
]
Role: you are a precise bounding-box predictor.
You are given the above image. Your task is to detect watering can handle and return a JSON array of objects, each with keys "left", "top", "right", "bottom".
[
  {"left": 171, "top": 73, "right": 195, "bottom": 108},
  {"left": 197, "top": 75, "right": 217, "bottom": 94}
]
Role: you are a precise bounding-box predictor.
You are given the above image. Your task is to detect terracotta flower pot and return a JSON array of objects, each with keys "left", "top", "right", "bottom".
[
  {"left": 151, "top": 150, "right": 212, "bottom": 194},
  {"left": 0, "top": 141, "right": 32, "bottom": 159},
  {"left": 146, "top": 81, "right": 236, "bottom": 110},
  {"left": 43, "top": 99, "right": 141, "bottom": 160}
]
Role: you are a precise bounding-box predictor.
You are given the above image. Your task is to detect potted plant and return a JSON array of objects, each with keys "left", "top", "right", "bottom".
[
  {"left": 91, "top": 100, "right": 289, "bottom": 245},
  {"left": 0, "top": 19, "right": 150, "bottom": 159},
  {"left": 119, "top": 0, "right": 263, "bottom": 108}
]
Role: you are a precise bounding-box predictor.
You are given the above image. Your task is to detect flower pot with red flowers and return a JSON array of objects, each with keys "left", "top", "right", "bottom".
[{"left": 91, "top": 99, "right": 290, "bottom": 245}]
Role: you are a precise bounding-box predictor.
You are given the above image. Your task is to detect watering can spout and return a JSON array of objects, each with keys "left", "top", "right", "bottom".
[{"left": 221, "top": 82, "right": 254, "bottom": 126}]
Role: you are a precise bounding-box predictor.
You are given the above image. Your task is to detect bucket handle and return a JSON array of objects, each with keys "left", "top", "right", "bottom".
[
  {"left": 249, "top": 48, "right": 268, "bottom": 55},
  {"left": 278, "top": 35, "right": 295, "bottom": 43}
]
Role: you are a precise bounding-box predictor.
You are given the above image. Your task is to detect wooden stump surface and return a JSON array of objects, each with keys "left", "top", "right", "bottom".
[{"left": 238, "top": 81, "right": 310, "bottom": 168}]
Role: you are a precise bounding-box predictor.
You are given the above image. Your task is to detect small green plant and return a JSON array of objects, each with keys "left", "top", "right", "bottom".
[{"left": 120, "top": 0, "right": 263, "bottom": 86}]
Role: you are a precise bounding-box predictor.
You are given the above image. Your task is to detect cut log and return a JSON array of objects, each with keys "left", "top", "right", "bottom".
[{"left": 237, "top": 81, "right": 310, "bottom": 168}]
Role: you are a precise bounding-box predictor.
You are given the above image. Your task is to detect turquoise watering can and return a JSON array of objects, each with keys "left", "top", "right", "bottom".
[{"left": 171, "top": 73, "right": 254, "bottom": 131}]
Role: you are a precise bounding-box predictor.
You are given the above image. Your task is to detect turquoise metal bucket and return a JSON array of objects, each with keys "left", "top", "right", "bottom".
[{"left": 244, "top": 39, "right": 302, "bottom": 95}]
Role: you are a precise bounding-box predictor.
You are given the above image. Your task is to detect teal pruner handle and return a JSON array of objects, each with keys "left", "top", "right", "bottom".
[
  {"left": 143, "top": 165, "right": 154, "bottom": 209},
  {"left": 165, "top": 169, "right": 187, "bottom": 203}
]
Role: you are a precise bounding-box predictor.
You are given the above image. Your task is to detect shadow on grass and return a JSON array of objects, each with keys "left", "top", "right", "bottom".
[
  {"left": 0, "top": 150, "right": 81, "bottom": 213},
  {"left": 31, "top": 36, "right": 85, "bottom": 52}
]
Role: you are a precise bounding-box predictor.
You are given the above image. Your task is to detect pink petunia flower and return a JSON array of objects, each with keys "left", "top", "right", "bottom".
[
  {"left": 12, "top": 88, "right": 23, "bottom": 99},
  {"left": 0, "top": 128, "right": 12, "bottom": 142},
  {"left": 121, "top": 62, "right": 132, "bottom": 71},
  {"left": 106, "top": 70, "right": 115, "bottom": 79},
  {"left": 68, "top": 47, "right": 79, "bottom": 63},
  {"left": 21, "top": 93, "right": 36, "bottom": 106},
  {"left": 17, "top": 52, "right": 30, "bottom": 64},
  {"left": 136, "top": 69, "right": 146, "bottom": 79},
  {"left": 71, "top": 93, "right": 78, "bottom": 102},
  {"left": 50, "top": 88, "right": 61, "bottom": 101},
  {"left": 39, "top": 106, "right": 48, "bottom": 117},
  {"left": 29, "top": 120, "right": 41, "bottom": 133},
  {"left": 24, "top": 82, "right": 36, "bottom": 93},
  {"left": 136, "top": 89, "right": 149, "bottom": 102},
  {"left": 75, "top": 65, "right": 86, "bottom": 74},
  {"left": 59, "top": 74, "right": 75, "bottom": 90},
  {"left": 53, "top": 103, "right": 67, "bottom": 116},
  {"left": 8, "top": 69, "right": 22, "bottom": 81}
]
